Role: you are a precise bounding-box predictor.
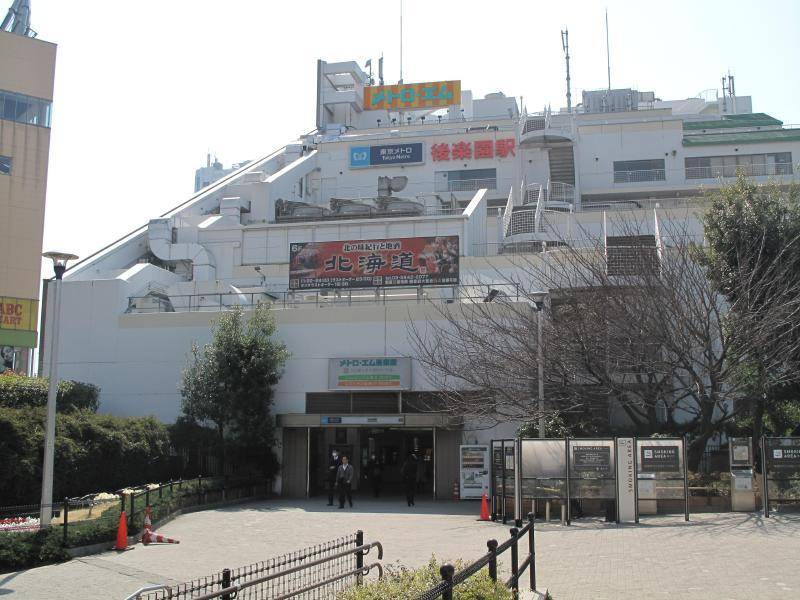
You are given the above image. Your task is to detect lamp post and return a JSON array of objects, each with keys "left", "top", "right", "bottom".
[
  {"left": 39, "top": 251, "right": 78, "bottom": 527},
  {"left": 534, "top": 299, "right": 546, "bottom": 438}
]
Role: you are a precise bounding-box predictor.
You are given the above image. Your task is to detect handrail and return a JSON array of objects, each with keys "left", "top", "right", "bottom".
[
  {"left": 188, "top": 541, "right": 384, "bottom": 600},
  {"left": 417, "top": 514, "right": 537, "bottom": 599},
  {"left": 124, "top": 584, "right": 170, "bottom": 600}
]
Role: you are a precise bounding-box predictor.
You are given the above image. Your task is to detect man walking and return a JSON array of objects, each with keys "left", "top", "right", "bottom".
[
  {"left": 337, "top": 455, "right": 354, "bottom": 509},
  {"left": 401, "top": 452, "right": 417, "bottom": 507},
  {"left": 327, "top": 449, "right": 341, "bottom": 506}
]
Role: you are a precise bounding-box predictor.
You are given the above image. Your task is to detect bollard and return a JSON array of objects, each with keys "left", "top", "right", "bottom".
[
  {"left": 440, "top": 563, "right": 455, "bottom": 600},
  {"left": 509, "top": 527, "right": 519, "bottom": 596},
  {"left": 487, "top": 539, "right": 498, "bottom": 583},
  {"left": 356, "top": 530, "right": 364, "bottom": 585},
  {"left": 561, "top": 503, "right": 566, "bottom": 525},
  {"left": 62, "top": 497, "right": 69, "bottom": 546},
  {"left": 528, "top": 513, "right": 536, "bottom": 591},
  {"left": 221, "top": 568, "right": 231, "bottom": 600},
  {"left": 545, "top": 500, "right": 551, "bottom": 522}
]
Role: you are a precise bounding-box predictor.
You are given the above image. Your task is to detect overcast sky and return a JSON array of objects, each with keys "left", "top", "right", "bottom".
[{"left": 32, "top": 0, "right": 800, "bottom": 275}]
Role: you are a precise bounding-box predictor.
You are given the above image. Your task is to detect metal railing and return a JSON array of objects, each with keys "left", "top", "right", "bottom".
[
  {"left": 435, "top": 178, "right": 497, "bottom": 193},
  {"left": 132, "top": 531, "right": 383, "bottom": 600},
  {"left": 685, "top": 163, "right": 794, "bottom": 180},
  {"left": 416, "top": 514, "right": 537, "bottom": 600},
  {"left": 126, "top": 284, "right": 523, "bottom": 314},
  {"left": 613, "top": 169, "right": 667, "bottom": 183}
]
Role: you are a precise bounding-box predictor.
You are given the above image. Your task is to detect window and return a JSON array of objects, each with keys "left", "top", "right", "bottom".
[
  {"left": 685, "top": 152, "right": 793, "bottom": 179},
  {"left": 435, "top": 168, "right": 497, "bottom": 192},
  {"left": 0, "top": 90, "right": 52, "bottom": 128},
  {"left": 0, "top": 155, "right": 10, "bottom": 175},
  {"left": 613, "top": 159, "right": 666, "bottom": 183}
]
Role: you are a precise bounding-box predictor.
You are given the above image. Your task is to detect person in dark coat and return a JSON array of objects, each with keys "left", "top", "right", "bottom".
[
  {"left": 367, "top": 454, "right": 383, "bottom": 498},
  {"left": 326, "top": 449, "right": 341, "bottom": 506},
  {"left": 337, "top": 455, "right": 354, "bottom": 508},
  {"left": 401, "top": 453, "right": 418, "bottom": 507}
]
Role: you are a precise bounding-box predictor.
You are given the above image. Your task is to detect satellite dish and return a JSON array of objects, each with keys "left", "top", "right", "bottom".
[{"left": 377, "top": 175, "right": 408, "bottom": 197}]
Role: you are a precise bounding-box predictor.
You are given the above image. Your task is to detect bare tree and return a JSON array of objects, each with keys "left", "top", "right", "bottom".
[{"left": 409, "top": 213, "right": 800, "bottom": 469}]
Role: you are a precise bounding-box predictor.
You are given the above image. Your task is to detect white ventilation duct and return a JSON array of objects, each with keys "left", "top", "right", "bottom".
[{"left": 147, "top": 218, "right": 216, "bottom": 281}]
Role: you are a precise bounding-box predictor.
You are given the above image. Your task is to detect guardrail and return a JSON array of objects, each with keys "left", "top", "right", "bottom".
[
  {"left": 126, "top": 284, "right": 523, "bottom": 314},
  {"left": 416, "top": 513, "right": 537, "bottom": 600},
  {"left": 129, "top": 531, "right": 383, "bottom": 600},
  {"left": 613, "top": 168, "right": 667, "bottom": 183},
  {"left": 685, "top": 163, "right": 793, "bottom": 179}
]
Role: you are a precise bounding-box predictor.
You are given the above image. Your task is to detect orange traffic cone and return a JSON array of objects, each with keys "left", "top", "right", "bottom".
[
  {"left": 143, "top": 530, "right": 180, "bottom": 545},
  {"left": 140, "top": 506, "right": 153, "bottom": 543},
  {"left": 479, "top": 493, "right": 490, "bottom": 521},
  {"left": 113, "top": 511, "right": 132, "bottom": 551}
]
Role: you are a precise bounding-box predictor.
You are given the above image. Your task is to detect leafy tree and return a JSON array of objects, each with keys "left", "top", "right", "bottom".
[
  {"left": 180, "top": 304, "right": 288, "bottom": 476},
  {"left": 0, "top": 373, "right": 100, "bottom": 412},
  {"left": 703, "top": 174, "right": 800, "bottom": 442}
]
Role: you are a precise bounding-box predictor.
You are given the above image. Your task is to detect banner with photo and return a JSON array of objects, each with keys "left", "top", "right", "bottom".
[{"left": 289, "top": 236, "right": 459, "bottom": 289}]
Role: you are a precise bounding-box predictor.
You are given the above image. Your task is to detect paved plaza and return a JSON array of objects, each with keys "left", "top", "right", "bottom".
[{"left": 2, "top": 499, "right": 799, "bottom": 599}]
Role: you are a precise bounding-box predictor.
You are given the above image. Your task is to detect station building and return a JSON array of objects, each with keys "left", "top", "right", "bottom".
[
  {"left": 0, "top": 2, "right": 56, "bottom": 374},
  {"left": 47, "top": 58, "right": 800, "bottom": 497}
]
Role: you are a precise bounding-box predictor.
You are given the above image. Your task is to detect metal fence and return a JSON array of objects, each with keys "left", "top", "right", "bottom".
[
  {"left": 129, "top": 531, "right": 383, "bottom": 600},
  {"left": 416, "top": 514, "right": 537, "bottom": 600}
]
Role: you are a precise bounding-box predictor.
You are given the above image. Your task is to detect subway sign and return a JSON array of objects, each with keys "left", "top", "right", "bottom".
[{"left": 349, "top": 143, "right": 424, "bottom": 168}]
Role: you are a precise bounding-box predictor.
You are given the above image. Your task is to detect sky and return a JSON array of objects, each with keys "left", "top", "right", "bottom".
[{"left": 31, "top": 0, "right": 800, "bottom": 276}]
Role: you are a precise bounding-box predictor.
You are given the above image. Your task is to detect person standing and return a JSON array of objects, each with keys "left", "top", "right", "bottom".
[
  {"left": 367, "top": 454, "right": 382, "bottom": 498},
  {"left": 337, "top": 455, "right": 354, "bottom": 509},
  {"left": 401, "top": 452, "right": 418, "bottom": 507},
  {"left": 327, "top": 449, "right": 341, "bottom": 506}
]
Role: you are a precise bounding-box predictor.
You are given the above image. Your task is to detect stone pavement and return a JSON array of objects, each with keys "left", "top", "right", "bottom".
[{"left": 2, "top": 498, "right": 798, "bottom": 599}]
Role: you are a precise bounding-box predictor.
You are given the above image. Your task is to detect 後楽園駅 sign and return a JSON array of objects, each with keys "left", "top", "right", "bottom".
[{"left": 364, "top": 80, "right": 461, "bottom": 111}]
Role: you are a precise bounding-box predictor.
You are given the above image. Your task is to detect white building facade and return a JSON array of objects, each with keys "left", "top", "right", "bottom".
[{"left": 47, "top": 59, "right": 799, "bottom": 497}]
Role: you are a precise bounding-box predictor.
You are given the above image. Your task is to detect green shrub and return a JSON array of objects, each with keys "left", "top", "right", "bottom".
[
  {"left": 0, "top": 374, "right": 100, "bottom": 412},
  {"left": 0, "top": 407, "right": 174, "bottom": 505},
  {"left": 336, "top": 557, "right": 513, "bottom": 600},
  {"left": 0, "top": 528, "right": 69, "bottom": 572}
]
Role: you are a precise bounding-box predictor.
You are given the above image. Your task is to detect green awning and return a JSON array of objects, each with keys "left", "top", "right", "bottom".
[
  {"left": 683, "top": 113, "right": 783, "bottom": 131},
  {"left": 683, "top": 128, "right": 800, "bottom": 146}
]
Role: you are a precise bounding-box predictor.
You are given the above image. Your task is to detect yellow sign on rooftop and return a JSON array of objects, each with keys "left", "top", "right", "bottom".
[{"left": 364, "top": 80, "right": 461, "bottom": 111}]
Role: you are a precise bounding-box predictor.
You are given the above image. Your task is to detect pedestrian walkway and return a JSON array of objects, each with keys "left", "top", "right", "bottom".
[{"left": 2, "top": 498, "right": 798, "bottom": 599}]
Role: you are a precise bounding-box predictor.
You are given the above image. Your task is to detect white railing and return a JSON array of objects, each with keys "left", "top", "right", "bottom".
[
  {"left": 613, "top": 169, "right": 666, "bottom": 183},
  {"left": 685, "top": 163, "right": 794, "bottom": 180},
  {"left": 548, "top": 181, "right": 576, "bottom": 204},
  {"left": 434, "top": 178, "right": 497, "bottom": 193},
  {"left": 502, "top": 186, "right": 515, "bottom": 240}
]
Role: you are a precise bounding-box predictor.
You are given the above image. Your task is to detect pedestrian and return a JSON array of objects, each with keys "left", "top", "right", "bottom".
[
  {"left": 327, "top": 449, "right": 341, "bottom": 506},
  {"left": 401, "top": 452, "right": 417, "bottom": 507},
  {"left": 367, "top": 454, "right": 382, "bottom": 498},
  {"left": 337, "top": 455, "right": 354, "bottom": 509}
]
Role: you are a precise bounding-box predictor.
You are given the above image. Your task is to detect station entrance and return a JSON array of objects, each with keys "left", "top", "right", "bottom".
[{"left": 309, "top": 427, "right": 435, "bottom": 497}]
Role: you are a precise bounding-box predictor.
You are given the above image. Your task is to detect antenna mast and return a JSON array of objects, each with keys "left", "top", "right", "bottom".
[
  {"left": 561, "top": 29, "right": 572, "bottom": 113},
  {"left": 399, "top": 0, "right": 404, "bottom": 83},
  {"left": 605, "top": 8, "right": 611, "bottom": 91}
]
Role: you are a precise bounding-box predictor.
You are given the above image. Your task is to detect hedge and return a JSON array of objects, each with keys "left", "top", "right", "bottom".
[
  {"left": 0, "top": 407, "right": 174, "bottom": 506},
  {"left": 0, "top": 374, "right": 99, "bottom": 412}
]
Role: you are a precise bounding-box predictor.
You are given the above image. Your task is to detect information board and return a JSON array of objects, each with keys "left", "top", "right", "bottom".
[
  {"left": 572, "top": 445, "right": 612, "bottom": 474},
  {"left": 640, "top": 445, "right": 681, "bottom": 472}
]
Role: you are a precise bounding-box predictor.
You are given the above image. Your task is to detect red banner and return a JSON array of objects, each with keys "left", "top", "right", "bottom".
[{"left": 289, "top": 236, "right": 459, "bottom": 289}]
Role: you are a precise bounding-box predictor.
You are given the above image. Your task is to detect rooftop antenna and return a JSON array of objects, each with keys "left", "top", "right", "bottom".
[
  {"left": 561, "top": 28, "right": 572, "bottom": 113},
  {"left": 605, "top": 8, "right": 611, "bottom": 91},
  {"left": 365, "top": 59, "right": 373, "bottom": 85},
  {"left": 399, "top": 0, "right": 404, "bottom": 84},
  {"left": 379, "top": 54, "right": 384, "bottom": 86}
]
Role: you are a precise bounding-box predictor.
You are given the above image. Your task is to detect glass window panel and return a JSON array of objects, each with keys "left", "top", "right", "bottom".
[
  {"left": 0, "top": 155, "right": 11, "bottom": 175},
  {"left": 3, "top": 94, "right": 16, "bottom": 121}
]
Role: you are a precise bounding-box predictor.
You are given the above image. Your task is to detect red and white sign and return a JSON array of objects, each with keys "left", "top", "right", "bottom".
[{"left": 431, "top": 138, "right": 515, "bottom": 161}]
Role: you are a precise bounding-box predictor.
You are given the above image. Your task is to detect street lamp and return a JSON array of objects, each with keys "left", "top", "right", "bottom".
[
  {"left": 39, "top": 251, "right": 78, "bottom": 527},
  {"left": 530, "top": 298, "right": 548, "bottom": 438}
]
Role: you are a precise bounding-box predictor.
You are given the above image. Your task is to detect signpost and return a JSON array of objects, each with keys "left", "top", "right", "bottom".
[
  {"left": 289, "top": 236, "right": 459, "bottom": 290},
  {"left": 616, "top": 438, "right": 637, "bottom": 523}
]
